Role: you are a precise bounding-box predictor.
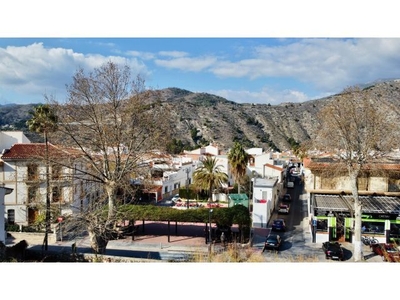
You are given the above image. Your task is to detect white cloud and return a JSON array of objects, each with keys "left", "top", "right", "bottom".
[
  {"left": 207, "top": 38, "right": 400, "bottom": 94},
  {"left": 208, "top": 87, "right": 310, "bottom": 105},
  {"left": 158, "top": 51, "right": 188, "bottom": 58},
  {"left": 154, "top": 56, "right": 217, "bottom": 72},
  {"left": 0, "top": 43, "right": 150, "bottom": 103},
  {"left": 126, "top": 50, "right": 155, "bottom": 60},
  {"left": 3, "top": 38, "right": 400, "bottom": 105}
]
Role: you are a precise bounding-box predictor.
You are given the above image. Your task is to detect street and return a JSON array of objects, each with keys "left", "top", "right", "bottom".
[{"left": 255, "top": 176, "right": 383, "bottom": 262}]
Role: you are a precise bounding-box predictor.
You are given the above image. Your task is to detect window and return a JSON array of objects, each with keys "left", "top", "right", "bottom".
[
  {"left": 27, "top": 164, "right": 39, "bottom": 181},
  {"left": 7, "top": 209, "right": 15, "bottom": 225},
  {"left": 28, "top": 186, "right": 38, "bottom": 203},
  {"left": 316, "top": 219, "right": 328, "bottom": 232},
  {"left": 51, "top": 164, "right": 62, "bottom": 180},
  {"left": 390, "top": 223, "right": 400, "bottom": 240},
  {"left": 52, "top": 186, "right": 62, "bottom": 203},
  {"left": 388, "top": 178, "right": 400, "bottom": 192},
  {"left": 249, "top": 157, "right": 255, "bottom": 166},
  {"left": 358, "top": 177, "right": 369, "bottom": 191},
  {"left": 361, "top": 221, "right": 385, "bottom": 235}
]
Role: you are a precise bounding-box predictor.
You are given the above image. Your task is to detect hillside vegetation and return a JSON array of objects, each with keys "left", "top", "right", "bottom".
[{"left": 2, "top": 79, "right": 400, "bottom": 152}]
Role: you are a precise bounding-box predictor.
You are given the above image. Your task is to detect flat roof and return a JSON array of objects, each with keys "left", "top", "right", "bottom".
[
  {"left": 314, "top": 194, "right": 400, "bottom": 215},
  {"left": 229, "top": 194, "right": 248, "bottom": 201}
]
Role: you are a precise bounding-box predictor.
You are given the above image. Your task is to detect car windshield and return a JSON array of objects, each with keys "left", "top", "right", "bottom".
[
  {"left": 274, "top": 220, "right": 282, "bottom": 224},
  {"left": 267, "top": 236, "right": 278, "bottom": 242}
]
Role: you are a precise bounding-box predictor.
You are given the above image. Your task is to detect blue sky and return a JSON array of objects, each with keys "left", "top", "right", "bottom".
[{"left": 1, "top": 2, "right": 399, "bottom": 106}]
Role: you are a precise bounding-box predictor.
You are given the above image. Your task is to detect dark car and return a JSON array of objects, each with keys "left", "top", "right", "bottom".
[
  {"left": 370, "top": 243, "right": 400, "bottom": 262},
  {"left": 262, "top": 234, "right": 282, "bottom": 252},
  {"left": 271, "top": 219, "right": 286, "bottom": 231},
  {"left": 282, "top": 194, "right": 291, "bottom": 202},
  {"left": 322, "top": 241, "right": 344, "bottom": 261}
]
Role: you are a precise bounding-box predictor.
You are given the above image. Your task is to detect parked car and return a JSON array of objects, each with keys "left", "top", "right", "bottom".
[
  {"left": 271, "top": 219, "right": 286, "bottom": 231},
  {"left": 171, "top": 194, "right": 180, "bottom": 202},
  {"left": 322, "top": 241, "right": 344, "bottom": 260},
  {"left": 282, "top": 194, "right": 291, "bottom": 202},
  {"left": 157, "top": 200, "right": 175, "bottom": 207},
  {"left": 370, "top": 243, "right": 400, "bottom": 262},
  {"left": 278, "top": 204, "right": 290, "bottom": 214},
  {"left": 262, "top": 234, "right": 282, "bottom": 252}
]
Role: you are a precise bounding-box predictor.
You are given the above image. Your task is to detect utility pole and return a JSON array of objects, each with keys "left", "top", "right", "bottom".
[
  {"left": 186, "top": 168, "right": 190, "bottom": 209},
  {"left": 44, "top": 132, "right": 50, "bottom": 252},
  {"left": 249, "top": 171, "right": 256, "bottom": 245},
  {"left": 208, "top": 208, "right": 213, "bottom": 260}
]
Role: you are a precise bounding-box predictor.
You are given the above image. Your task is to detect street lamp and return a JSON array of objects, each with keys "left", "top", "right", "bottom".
[{"left": 208, "top": 208, "right": 213, "bottom": 257}]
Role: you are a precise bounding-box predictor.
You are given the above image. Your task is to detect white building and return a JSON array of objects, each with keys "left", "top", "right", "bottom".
[
  {"left": 0, "top": 143, "right": 100, "bottom": 226},
  {"left": 245, "top": 148, "right": 263, "bottom": 156},
  {"left": 184, "top": 143, "right": 222, "bottom": 156},
  {"left": 251, "top": 177, "right": 279, "bottom": 228},
  {"left": 151, "top": 162, "right": 195, "bottom": 200},
  {"left": 0, "top": 131, "right": 31, "bottom": 150}
]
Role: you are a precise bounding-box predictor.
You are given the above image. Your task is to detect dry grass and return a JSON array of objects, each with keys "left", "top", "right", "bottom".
[
  {"left": 264, "top": 252, "right": 320, "bottom": 262},
  {"left": 189, "top": 244, "right": 319, "bottom": 263}
]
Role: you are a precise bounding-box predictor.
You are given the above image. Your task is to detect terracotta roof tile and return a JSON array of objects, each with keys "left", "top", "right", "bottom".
[{"left": 1, "top": 143, "right": 80, "bottom": 160}]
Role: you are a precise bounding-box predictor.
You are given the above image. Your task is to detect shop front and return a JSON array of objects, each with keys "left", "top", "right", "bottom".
[{"left": 311, "top": 193, "right": 400, "bottom": 244}]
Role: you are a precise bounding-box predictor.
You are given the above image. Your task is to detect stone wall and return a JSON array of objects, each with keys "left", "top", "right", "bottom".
[{"left": 5, "top": 232, "right": 57, "bottom": 246}]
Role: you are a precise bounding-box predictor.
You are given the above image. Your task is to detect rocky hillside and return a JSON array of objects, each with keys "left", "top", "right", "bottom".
[
  {"left": 2, "top": 79, "right": 400, "bottom": 152},
  {"left": 155, "top": 79, "right": 400, "bottom": 152}
]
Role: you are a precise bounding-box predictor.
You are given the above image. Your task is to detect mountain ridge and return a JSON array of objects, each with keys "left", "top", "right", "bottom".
[{"left": 2, "top": 79, "right": 400, "bottom": 152}]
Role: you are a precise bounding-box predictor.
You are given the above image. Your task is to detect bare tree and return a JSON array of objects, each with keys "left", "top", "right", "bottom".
[
  {"left": 50, "top": 61, "right": 173, "bottom": 254},
  {"left": 310, "top": 85, "right": 400, "bottom": 261}
]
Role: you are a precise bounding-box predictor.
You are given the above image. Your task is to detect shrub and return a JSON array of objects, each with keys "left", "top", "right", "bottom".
[{"left": 5, "top": 224, "right": 20, "bottom": 232}]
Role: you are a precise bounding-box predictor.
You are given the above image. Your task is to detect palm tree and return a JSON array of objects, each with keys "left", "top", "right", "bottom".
[
  {"left": 26, "top": 104, "right": 58, "bottom": 251},
  {"left": 193, "top": 156, "right": 228, "bottom": 202},
  {"left": 228, "top": 142, "right": 249, "bottom": 194}
]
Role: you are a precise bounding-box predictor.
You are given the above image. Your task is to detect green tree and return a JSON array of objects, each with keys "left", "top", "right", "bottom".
[
  {"left": 311, "top": 85, "right": 399, "bottom": 262},
  {"left": 193, "top": 156, "right": 228, "bottom": 202},
  {"left": 26, "top": 104, "right": 58, "bottom": 251},
  {"left": 228, "top": 142, "right": 249, "bottom": 194}
]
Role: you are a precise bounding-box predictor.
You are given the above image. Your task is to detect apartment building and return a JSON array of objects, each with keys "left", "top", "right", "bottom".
[
  {"left": 303, "top": 156, "right": 400, "bottom": 244},
  {"left": 0, "top": 142, "right": 100, "bottom": 226}
]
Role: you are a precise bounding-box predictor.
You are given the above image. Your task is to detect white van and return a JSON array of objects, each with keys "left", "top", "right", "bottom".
[{"left": 287, "top": 181, "right": 294, "bottom": 188}]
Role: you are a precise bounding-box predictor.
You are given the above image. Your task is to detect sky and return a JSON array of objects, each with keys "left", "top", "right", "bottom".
[
  {"left": 3, "top": 37, "right": 400, "bottom": 106},
  {"left": 1, "top": 1, "right": 398, "bottom": 292},
  {"left": 1, "top": 2, "right": 399, "bottom": 106}
]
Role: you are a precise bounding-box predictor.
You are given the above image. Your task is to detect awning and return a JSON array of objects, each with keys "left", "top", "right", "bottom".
[{"left": 314, "top": 194, "right": 400, "bottom": 215}]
